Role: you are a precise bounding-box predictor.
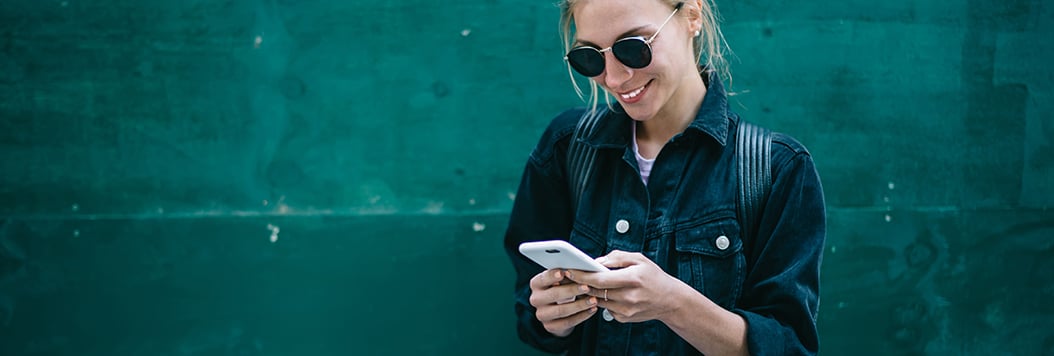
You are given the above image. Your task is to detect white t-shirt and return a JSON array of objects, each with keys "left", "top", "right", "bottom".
[{"left": 631, "top": 123, "right": 655, "bottom": 185}]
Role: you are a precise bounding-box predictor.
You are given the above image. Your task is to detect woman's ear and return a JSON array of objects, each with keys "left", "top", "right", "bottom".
[{"left": 684, "top": 0, "right": 705, "bottom": 35}]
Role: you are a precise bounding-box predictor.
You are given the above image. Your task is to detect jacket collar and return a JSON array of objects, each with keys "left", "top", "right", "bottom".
[{"left": 583, "top": 70, "right": 731, "bottom": 148}]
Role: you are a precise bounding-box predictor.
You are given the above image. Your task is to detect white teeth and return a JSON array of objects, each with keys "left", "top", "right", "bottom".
[{"left": 620, "top": 85, "right": 646, "bottom": 99}]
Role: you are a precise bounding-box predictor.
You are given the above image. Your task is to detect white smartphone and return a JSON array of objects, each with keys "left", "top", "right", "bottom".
[
  {"left": 519, "top": 240, "right": 611, "bottom": 308},
  {"left": 518, "top": 240, "right": 610, "bottom": 272}
]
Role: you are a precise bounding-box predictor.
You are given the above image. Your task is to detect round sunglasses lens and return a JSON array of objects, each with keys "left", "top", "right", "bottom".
[
  {"left": 612, "top": 38, "right": 651, "bottom": 69},
  {"left": 567, "top": 48, "right": 604, "bottom": 77}
]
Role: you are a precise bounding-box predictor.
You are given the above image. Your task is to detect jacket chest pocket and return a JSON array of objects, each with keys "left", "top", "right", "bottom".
[{"left": 674, "top": 217, "right": 745, "bottom": 309}]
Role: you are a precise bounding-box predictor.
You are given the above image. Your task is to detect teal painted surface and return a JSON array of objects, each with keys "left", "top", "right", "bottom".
[{"left": 0, "top": 0, "right": 1052, "bottom": 354}]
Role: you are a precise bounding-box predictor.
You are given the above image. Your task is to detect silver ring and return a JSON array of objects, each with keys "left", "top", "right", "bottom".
[{"left": 603, "top": 289, "right": 608, "bottom": 301}]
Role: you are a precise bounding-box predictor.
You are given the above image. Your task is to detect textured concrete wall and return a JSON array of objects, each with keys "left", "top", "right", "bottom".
[{"left": 0, "top": 0, "right": 1051, "bottom": 354}]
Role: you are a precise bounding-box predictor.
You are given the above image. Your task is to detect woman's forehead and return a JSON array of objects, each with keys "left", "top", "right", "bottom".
[{"left": 573, "top": 0, "right": 671, "bottom": 43}]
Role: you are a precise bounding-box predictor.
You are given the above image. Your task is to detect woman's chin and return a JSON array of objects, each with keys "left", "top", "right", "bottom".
[{"left": 622, "top": 104, "right": 658, "bottom": 122}]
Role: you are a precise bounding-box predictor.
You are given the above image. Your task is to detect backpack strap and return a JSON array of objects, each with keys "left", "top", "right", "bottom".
[
  {"left": 736, "top": 119, "right": 773, "bottom": 243},
  {"left": 566, "top": 108, "right": 606, "bottom": 210}
]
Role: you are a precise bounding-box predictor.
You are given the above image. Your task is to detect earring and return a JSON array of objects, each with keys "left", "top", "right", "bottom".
[{"left": 694, "top": 30, "right": 701, "bottom": 37}]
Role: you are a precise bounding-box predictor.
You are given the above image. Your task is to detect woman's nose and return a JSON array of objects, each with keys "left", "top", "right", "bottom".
[{"left": 602, "top": 52, "right": 632, "bottom": 89}]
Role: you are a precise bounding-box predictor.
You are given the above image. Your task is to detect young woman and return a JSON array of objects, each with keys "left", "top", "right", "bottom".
[{"left": 504, "top": 0, "right": 826, "bottom": 355}]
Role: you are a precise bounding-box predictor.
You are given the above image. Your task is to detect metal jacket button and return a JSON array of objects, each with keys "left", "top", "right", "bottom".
[
  {"left": 615, "top": 219, "right": 630, "bottom": 234},
  {"left": 715, "top": 235, "right": 730, "bottom": 250}
]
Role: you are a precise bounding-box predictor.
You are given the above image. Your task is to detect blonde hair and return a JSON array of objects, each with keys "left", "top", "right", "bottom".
[{"left": 558, "top": 0, "right": 731, "bottom": 112}]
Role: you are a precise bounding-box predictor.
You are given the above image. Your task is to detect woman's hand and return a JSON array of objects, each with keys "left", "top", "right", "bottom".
[
  {"left": 566, "top": 250, "right": 694, "bottom": 323},
  {"left": 528, "top": 269, "right": 599, "bottom": 337}
]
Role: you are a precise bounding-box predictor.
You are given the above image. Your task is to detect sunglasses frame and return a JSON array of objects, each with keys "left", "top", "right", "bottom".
[{"left": 564, "top": 2, "right": 685, "bottom": 77}]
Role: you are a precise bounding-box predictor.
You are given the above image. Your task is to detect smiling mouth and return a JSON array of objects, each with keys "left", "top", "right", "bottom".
[{"left": 618, "top": 80, "right": 651, "bottom": 101}]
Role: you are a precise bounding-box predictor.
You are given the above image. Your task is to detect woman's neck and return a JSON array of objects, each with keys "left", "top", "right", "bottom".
[{"left": 635, "top": 72, "right": 707, "bottom": 158}]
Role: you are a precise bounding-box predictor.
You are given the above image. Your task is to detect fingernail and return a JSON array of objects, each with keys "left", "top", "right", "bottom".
[
  {"left": 590, "top": 307, "right": 598, "bottom": 313},
  {"left": 555, "top": 270, "right": 562, "bottom": 278},
  {"left": 588, "top": 297, "right": 597, "bottom": 305},
  {"left": 596, "top": 257, "right": 607, "bottom": 264},
  {"left": 579, "top": 285, "right": 589, "bottom": 292}
]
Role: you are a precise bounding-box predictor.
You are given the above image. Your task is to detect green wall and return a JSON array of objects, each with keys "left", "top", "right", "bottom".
[{"left": 1, "top": 0, "right": 1051, "bottom": 354}]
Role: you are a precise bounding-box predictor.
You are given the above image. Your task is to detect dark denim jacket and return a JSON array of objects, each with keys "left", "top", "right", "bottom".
[{"left": 504, "top": 75, "right": 826, "bottom": 355}]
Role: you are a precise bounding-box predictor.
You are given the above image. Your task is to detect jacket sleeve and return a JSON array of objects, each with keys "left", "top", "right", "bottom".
[
  {"left": 732, "top": 138, "right": 826, "bottom": 356},
  {"left": 503, "top": 113, "right": 580, "bottom": 353}
]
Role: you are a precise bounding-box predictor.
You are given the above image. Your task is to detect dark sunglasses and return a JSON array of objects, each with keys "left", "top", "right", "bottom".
[{"left": 564, "top": 2, "right": 684, "bottom": 77}]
